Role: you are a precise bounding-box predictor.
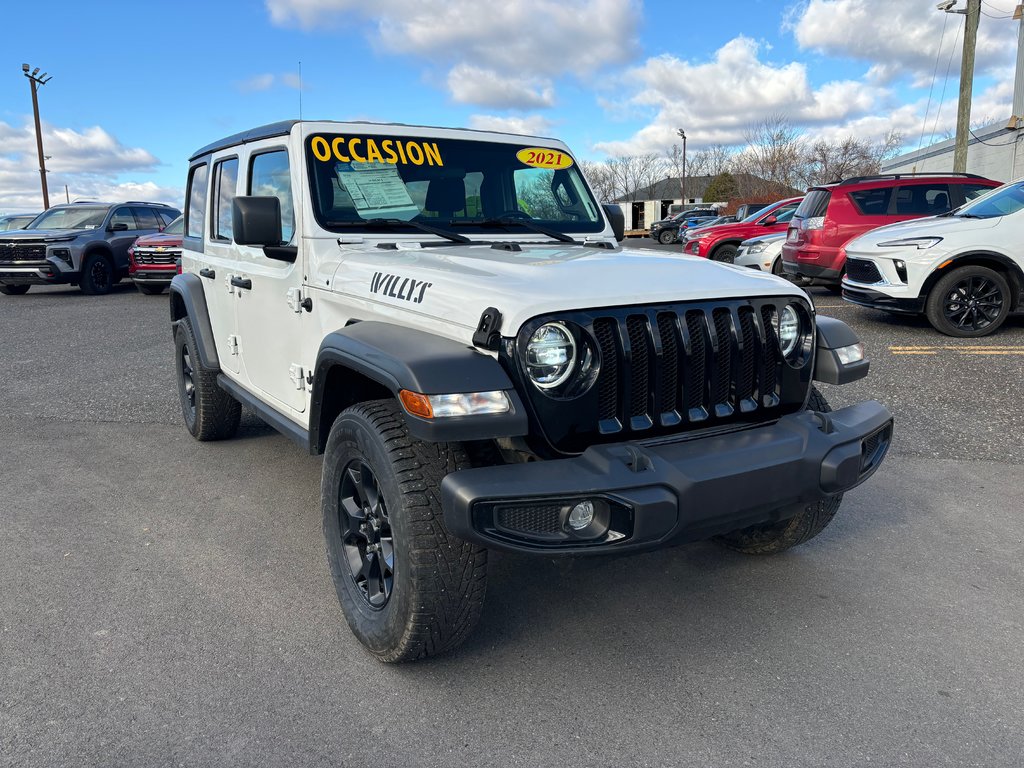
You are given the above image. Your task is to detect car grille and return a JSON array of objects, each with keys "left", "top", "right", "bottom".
[
  {"left": 509, "top": 298, "right": 813, "bottom": 455},
  {"left": 0, "top": 241, "right": 47, "bottom": 263},
  {"left": 133, "top": 247, "right": 180, "bottom": 265},
  {"left": 845, "top": 257, "right": 883, "bottom": 284}
]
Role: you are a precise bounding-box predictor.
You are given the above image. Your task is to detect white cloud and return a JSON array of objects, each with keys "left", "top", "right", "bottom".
[
  {"left": 265, "top": 0, "right": 639, "bottom": 107},
  {"left": 467, "top": 114, "right": 556, "bottom": 137},
  {"left": 0, "top": 120, "right": 178, "bottom": 213},
  {"left": 447, "top": 65, "right": 554, "bottom": 109},
  {"left": 236, "top": 73, "right": 306, "bottom": 92},
  {"left": 790, "top": 0, "right": 1017, "bottom": 83}
]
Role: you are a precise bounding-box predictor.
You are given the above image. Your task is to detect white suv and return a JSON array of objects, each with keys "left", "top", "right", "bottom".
[
  {"left": 169, "top": 120, "right": 892, "bottom": 661},
  {"left": 842, "top": 179, "right": 1024, "bottom": 336}
]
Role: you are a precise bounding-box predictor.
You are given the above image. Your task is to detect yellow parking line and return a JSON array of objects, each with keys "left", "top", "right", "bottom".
[
  {"left": 955, "top": 350, "right": 1024, "bottom": 355},
  {"left": 891, "top": 351, "right": 938, "bottom": 355}
]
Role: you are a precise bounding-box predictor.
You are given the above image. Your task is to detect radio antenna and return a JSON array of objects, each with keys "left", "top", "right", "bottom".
[{"left": 298, "top": 61, "right": 303, "bottom": 121}]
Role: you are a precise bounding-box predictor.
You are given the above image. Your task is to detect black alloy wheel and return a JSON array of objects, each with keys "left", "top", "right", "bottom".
[
  {"left": 338, "top": 459, "right": 395, "bottom": 609},
  {"left": 79, "top": 254, "right": 114, "bottom": 295},
  {"left": 942, "top": 275, "right": 1004, "bottom": 332},
  {"left": 658, "top": 229, "right": 675, "bottom": 245},
  {"left": 180, "top": 346, "right": 196, "bottom": 420}
]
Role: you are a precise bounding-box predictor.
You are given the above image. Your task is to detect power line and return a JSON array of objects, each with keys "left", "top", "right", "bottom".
[
  {"left": 968, "top": 126, "right": 1021, "bottom": 145},
  {"left": 917, "top": 12, "right": 950, "bottom": 154},
  {"left": 931, "top": 21, "right": 963, "bottom": 143}
]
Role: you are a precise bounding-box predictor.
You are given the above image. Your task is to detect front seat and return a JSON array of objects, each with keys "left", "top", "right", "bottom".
[{"left": 424, "top": 177, "right": 467, "bottom": 220}]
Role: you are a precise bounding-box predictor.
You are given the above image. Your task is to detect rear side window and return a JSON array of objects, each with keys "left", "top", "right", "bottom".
[
  {"left": 795, "top": 189, "right": 831, "bottom": 219},
  {"left": 131, "top": 206, "right": 161, "bottom": 230},
  {"left": 894, "top": 183, "right": 950, "bottom": 215},
  {"left": 155, "top": 209, "right": 178, "bottom": 226},
  {"left": 249, "top": 150, "right": 294, "bottom": 242},
  {"left": 212, "top": 158, "right": 239, "bottom": 241},
  {"left": 848, "top": 187, "right": 892, "bottom": 216},
  {"left": 186, "top": 163, "right": 209, "bottom": 239},
  {"left": 961, "top": 183, "right": 996, "bottom": 202}
]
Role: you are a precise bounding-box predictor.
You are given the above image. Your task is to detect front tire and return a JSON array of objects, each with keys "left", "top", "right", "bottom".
[
  {"left": 322, "top": 399, "right": 487, "bottom": 662},
  {"left": 925, "top": 265, "right": 1010, "bottom": 337},
  {"left": 0, "top": 284, "right": 30, "bottom": 295},
  {"left": 174, "top": 317, "right": 241, "bottom": 440},
  {"left": 712, "top": 244, "right": 738, "bottom": 263},
  {"left": 658, "top": 229, "right": 675, "bottom": 245},
  {"left": 79, "top": 254, "right": 114, "bottom": 295},
  {"left": 714, "top": 387, "right": 843, "bottom": 555}
]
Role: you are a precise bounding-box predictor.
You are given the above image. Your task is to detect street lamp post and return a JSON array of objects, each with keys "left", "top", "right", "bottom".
[
  {"left": 23, "top": 64, "right": 52, "bottom": 210},
  {"left": 677, "top": 129, "right": 687, "bottom": 206}
]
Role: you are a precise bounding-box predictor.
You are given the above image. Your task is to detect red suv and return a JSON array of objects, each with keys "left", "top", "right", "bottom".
[
  {"left": 782, "top": 173, "right": 1000, "bottom": 285},
  {"left": 128, "top": 215, "right": 182, "bottom": 295},
  {"left": 681, "top": 197, "right": 803, "bottom": 262}
]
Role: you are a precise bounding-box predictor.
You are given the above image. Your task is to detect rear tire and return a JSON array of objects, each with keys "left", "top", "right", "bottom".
[
  {"left": 322, "top": 399, "right": 487, "bottom": 662},
  {"left": 136, "top": 283, "right": 166, "bottom": 295},
  {"left": 925, "top": 265, "right": 1011, "bottom": 338},
  {"left": 79, "top": 254, "right": 115, "bottom": 295},
  {"left": 0, "top": 284, "right": 30, "bottom": 295},
  {"left": 714, "top": 387, "right": 843, "bottom": 555},
  {"left": 174, "top": 317, "right": 241, "bottom": 441},
  {"left": 712, "top": 244, "right": 738, "bottom": 263}
]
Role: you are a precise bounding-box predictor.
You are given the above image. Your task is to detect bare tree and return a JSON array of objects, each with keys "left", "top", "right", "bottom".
[
  {"left": 801, "top": 130, "right": 904, "bottom": 186},
  {"left": 687, "top": 144, "right": 734, "bottom": 178},
  {"left": 608, "top": 154, "right": 668, "bottom": 201},
  {"left": 579, "top": 160, "right": 618, "bottom": 202},
  {"left": 731, "top": 115, "right": 807, "bottom": 195}
]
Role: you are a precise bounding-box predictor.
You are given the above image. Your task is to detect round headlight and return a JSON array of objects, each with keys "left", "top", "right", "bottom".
[
  {"left": 778, "top": 304, "right": 801, "bottom": 357},
  {"left": 526, "top": 322, "right": 576, "bottom": 389}
]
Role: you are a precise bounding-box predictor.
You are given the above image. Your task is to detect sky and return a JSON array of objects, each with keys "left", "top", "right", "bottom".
[{"left": 1, "top": 0, "right": 1020, "bottom": 213}]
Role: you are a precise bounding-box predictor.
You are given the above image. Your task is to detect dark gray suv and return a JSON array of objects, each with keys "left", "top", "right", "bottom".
[{"left": 0, "top": 201, "right": 180, "bottom": 295}]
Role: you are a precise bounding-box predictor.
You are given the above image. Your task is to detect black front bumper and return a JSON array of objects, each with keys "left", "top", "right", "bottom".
[
  {"left": 842, "top": 285, "right": 925, "bottom": 314},
  {"left": 441, "top": 401, "right": 893, "bottom": 555}
]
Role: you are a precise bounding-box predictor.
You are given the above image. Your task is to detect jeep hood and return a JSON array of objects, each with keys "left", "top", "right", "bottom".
[{"left": 331, "top": 242, "right": 806, "bottom": 335}]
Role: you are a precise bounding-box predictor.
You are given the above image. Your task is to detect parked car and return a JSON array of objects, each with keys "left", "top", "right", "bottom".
[
  {"left": 842, "top": 178, "right": 1024, "bottom": 337},
  {"left": 0, "top": 201, "right": 180, "bottom": 295},
  {"left": 783, "top": 173, "right": 1000, "bottom": 287},
  {"left": 649, "top": 208, "right": 718, "bottom": 244},
  {"left": 735, "top": 232, "right": 788, "bottom": 275},
  {"left": 733, "top": 202, "right": 771, "bottom": 220},
  {"left": 128, "top": 215, "right": 183, "bottom": 295},
  {"left": 169, "top": 119, "right": 891, "bottom": 661},
  {"left": 676, "top": 215, "right": 718, "bottom": 237},
  {"left": 681, "top": 197, "right": 803, "bottom": 262},
  {"left": 0, "top": 213, "right": 39, "bottom": 231}
]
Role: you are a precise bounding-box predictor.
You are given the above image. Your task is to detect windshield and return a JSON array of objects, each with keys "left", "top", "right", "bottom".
[
  {"left": 305, "top": 133, "right": 603, "bottom": 236},
  {"left": 163, "top": 216, "right": 184, "bottom": 235},
  {"left": 29, "top": 206, "right": 108, "bottom": 230},
  {"left": 954, "top": 181, "right": 1024, "bottom": 218}
]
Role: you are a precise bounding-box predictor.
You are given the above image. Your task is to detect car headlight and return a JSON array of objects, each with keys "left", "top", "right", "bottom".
[
  {"left": 877, "top": 237, "right": 942, "bottom": 249},
  {"left": 746, "top": 241, "right": 768, "bottom": 254},
  {"left": 778, "top": 304, "right": 802, "bottom": 357},
  {"left": 525, "top": 322, "right": 576, "bottom": 389}
]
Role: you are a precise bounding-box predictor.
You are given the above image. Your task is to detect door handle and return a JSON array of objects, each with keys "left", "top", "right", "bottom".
[
  {"left": 199, "top": 268, "right": 216, "bottom": 279},
  {"left": 230, "top": 276, "right": 252, "bottom": 290}
]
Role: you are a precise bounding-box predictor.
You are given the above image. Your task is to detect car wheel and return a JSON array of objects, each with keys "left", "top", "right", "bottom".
[
  {"left": 714, "top": 388, "right": 843, "bottom": 554},
  {"left": 322, "top": 399, "right": 487, "bottom": 662},
  {"left": 658, "top": 230, "right": 675, "bottom": 245},
  {"left": 79, "top": 254, "right": 115, "bottom": 295},
  {"left": 712, "top": 244, "right": 738, "bottom": 263},
  {"left": 174, "top": 317, "right": 241, "bottom": 440},
  {"left": 136, "top": 283, "right": 166, "bottom": 295},
  {"left": 0, "top": 284, "right": 30, "bottom": 295},
  {"left": 925, "top": 265, "right": 1011, "bottom": 338}
]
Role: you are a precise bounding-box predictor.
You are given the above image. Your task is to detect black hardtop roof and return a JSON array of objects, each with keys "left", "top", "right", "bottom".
[{"left": 188, "top": 119, "right": 560, "bottom": 162}]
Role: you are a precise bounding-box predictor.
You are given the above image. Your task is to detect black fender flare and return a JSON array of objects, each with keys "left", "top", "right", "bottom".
[
  {"left": 310, "top": 321, "right": 529, "bottom": 450},
  {"left": 169, "top": 273, "right": 220, "bottom": 370},
  {"left": 813, "top": 315, "right": 869, "bottom": 385}
]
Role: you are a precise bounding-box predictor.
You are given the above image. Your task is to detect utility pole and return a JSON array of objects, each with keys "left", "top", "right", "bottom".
[
  {"left": 1007, "top": 3, "right": 1024, "bottom": 129},
  {"left": 677, "top": 128, "right": 687, "bottom": 206},
  {"left": 22, "top": 64, "right": 52, "bottom": 210},
  {"left": 941, "top": 0, "right": 980, "bottom": 172}
]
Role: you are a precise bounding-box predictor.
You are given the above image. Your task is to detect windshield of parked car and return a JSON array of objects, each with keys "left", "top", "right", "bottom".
[
  {"left": 305, "top": 133, "right": 603, "bottom": 236},
  {"left": 953, "top": 181, "right": 1024, "bottom": 218},
  {"left": 163, "top": 216, "right": 184, "bottom": 235},
  {"left": 28, "top": 206, "right": 108, "bottom": 230}
]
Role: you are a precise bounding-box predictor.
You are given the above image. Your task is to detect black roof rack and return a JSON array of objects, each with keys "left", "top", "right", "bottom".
[
  {"left": 124, "top": 200, "right": 174, "bottom": 207},
  {"left": 836, "top": 172, "right": 988, "bottom": 186}
]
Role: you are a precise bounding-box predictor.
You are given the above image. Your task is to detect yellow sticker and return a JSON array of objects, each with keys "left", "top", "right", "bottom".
[{"left": 516, "top": 147, "right": 574, "bottom": 170}]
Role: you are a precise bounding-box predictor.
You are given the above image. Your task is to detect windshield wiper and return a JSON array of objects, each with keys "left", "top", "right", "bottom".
[
  {"left": 326, "top": 218, "right": 472, "bottom": 244},
  {"left": 477, "top": 216, "right": 580, "bottom": 244},
  {"left": 954, "top": 212, "right": 988, "bottom": 219}
]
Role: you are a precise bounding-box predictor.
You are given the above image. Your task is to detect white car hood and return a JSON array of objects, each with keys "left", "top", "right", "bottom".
[
  {"left": 331, "top": 241, "right": 805, "bottom": 336},
  {"left": 849, "top": 214, "right": 1001, "bottom": 248}
]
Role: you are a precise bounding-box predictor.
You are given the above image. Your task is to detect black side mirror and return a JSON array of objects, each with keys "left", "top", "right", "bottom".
[
  {"left": 233, "top": 196, "right": 282, "bottom": 246},
  {"left": 602, "top": 203, "right": 625, "bottom": 242},
  {"left": 108, "top": 222, "right": 129, "bottom": 232}
]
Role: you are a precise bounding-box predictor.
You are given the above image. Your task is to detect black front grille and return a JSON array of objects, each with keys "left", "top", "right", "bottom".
[
  {"left": 0, "top": 241, "right": 47, "bottom": 263},
  {"left": 496, "top": 504, "right": 563, "bottom": 535},
  {"left": 511, "top": 297, "right": 813, "bottom": 455},
  {"left": 845, "top": 257, "right": 883, "bottom": 284}
]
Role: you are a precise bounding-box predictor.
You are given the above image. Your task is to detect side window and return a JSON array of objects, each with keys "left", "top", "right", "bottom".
[
  {"left": 212, "top": 158, "right": 239, "bottom": 241},
  {"left": 186, "top": 163, "right": 209, "bottom": 239},
  {"left": 131, "top": 206, "right": 161, "bottom": 230},
  {"left": 848, "top": 187, "right": 893, "bottom": 216},
  {"left": 109, "top": 207, "right": 136, "bottom": 230},
  {"left": 155, "top": 209, "right": 178, "bottom": 226},
  {"left": 894, "top": 183, "right": 950, "bottom": 215},
  {"left": 961, "top": 183, "right": 995, "bottom": 202},
  {"left": 249, "top": 150, "right": 294, "bottom": 242}
]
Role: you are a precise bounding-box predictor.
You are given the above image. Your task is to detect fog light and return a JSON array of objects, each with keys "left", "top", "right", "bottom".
[{"left": 567, "top": 501, "right": 594, "bottom": 531}]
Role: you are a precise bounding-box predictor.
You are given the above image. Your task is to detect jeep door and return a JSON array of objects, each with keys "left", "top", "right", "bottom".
[{"left": 231, "top": 147, "right": 306, "bottom": 413}]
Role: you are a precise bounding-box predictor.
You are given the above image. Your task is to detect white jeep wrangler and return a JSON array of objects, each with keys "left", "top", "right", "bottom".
[{"left": 170, "top": 120, "right": 893, "bottom": 662}]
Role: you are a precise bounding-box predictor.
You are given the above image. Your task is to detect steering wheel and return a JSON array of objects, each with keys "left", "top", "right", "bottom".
[{"left": 496, "top": 210, "right": 532, "bottom": 220}]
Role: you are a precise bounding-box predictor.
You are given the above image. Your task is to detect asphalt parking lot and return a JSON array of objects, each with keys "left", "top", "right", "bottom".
[{"left": 2, "top": 263, "right": 1023, "bottom": 767}]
